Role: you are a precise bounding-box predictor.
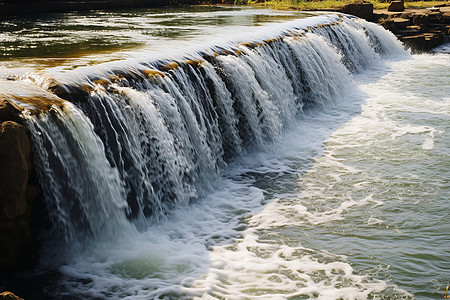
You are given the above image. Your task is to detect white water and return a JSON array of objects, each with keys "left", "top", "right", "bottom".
[
  {"left": 6, "top": 11, "right": 449, "bottom": 300},
  {"left": 26, "top": 14, "right": 376, "bottom": 242}
]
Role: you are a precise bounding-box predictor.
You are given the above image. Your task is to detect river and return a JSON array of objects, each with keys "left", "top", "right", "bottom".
[{"left": 1, "top": 6, "right": 449, "bottom": 300}]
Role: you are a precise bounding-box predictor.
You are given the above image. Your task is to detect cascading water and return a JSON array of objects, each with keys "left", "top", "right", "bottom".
[
  {"left": 8, "top": 10, "right": 443, "bottom": 299},
  {"left": 24, "top": 14, "right": 402, "bottom": 252}
]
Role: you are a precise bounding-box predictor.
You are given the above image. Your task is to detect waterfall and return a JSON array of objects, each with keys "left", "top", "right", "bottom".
[{"left": 22, "top": 14, "right": 405, "bottom": 253}]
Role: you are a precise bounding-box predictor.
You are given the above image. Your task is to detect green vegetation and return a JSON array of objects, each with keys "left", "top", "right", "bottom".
[{"left": 244, "top": 0, "right": 449, "bottom": 10}]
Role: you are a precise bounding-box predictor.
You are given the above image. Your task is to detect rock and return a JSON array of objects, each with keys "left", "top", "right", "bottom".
[
  {"left": 400, "top": 12, "right": 414, "bottom": 19},
  {"left": 391, "top": 17, "right": 410, "bottom": 29},
  {"left": 380, "top": 19, "right": 397, "bottom": 31},
  {"left": 0, "top": 99, "right": 24, "bottom": 124},
  {"left": 428, "top": 11, "right": 443, "bottom": 23},
  {"left": 388, "top": 1, "right": 404, "bottom": 12},
  {"left": 400, "top": 32, "right": 444, "bottom": 52},
  {"left": 401, "top": 25, "right": 426, "bottom": 35},
  {"left": 396, "top": 26, "right": 422, "bottom": 35},
  {"left": 412, "top": 13, "right": 429, "bottom": 26},
  {"left": 377, "top": 4, "right": 450, "bottom": 52},
  {"left": 0, "top": 292, "right": 24, "bottom": 300},
  {"left": 424, "top": 32, "right": 444, "bottom": 46},
  {"left": 341, "top": 2, "right": 374, "bottom": 18},
  {"left": 442, "top": 12, "right": 450, "bottom": 23},
  {"left": 0, "top": 121, "right": 30, "bottom": 219},
  {"left": 401, "top": 33, "right": 426, "bottom": 44},
  {"left": 0, "top": 121, "right": 38, "bottom": 275}
]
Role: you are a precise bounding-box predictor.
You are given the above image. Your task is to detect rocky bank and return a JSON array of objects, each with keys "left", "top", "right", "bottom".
[
  {"left": 375, "top": 4, "right": 450, "bottom": 52},
  {"left": 341, "top": 2, "right": 450, "bottom": 52}
]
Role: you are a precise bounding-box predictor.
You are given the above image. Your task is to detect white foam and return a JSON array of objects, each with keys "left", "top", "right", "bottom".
[{"left": 432, "top": 42, "right": 450, "bottom": 54}]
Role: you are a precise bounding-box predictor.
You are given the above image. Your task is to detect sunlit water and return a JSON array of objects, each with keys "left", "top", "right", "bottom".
[
  {"left": 0, "top": 6, "right": 315, "bottom": 71},
  {"left": 1, "top": 6, "right": 449, "bottom": 300}
]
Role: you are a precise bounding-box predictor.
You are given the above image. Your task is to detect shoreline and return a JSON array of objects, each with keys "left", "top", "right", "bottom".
[{"left": 372, "top": 5, "right": 450, "bottom": 52}]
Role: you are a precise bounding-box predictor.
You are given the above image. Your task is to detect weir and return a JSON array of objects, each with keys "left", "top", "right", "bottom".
[{"left": 5, "top": 14, "right": 404, "bottom": 253}]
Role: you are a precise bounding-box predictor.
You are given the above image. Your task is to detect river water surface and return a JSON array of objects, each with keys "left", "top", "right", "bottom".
[{"left": 1, "top": 6, "right": 449, "bottom": 300}]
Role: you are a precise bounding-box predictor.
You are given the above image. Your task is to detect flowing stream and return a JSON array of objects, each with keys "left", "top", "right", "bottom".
[{"left": 1, "top": 6, "right": 449, "bottom": 300}]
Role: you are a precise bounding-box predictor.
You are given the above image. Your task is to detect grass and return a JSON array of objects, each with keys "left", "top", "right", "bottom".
[
  {"left": 246, "top": 0, "right": 449, "bottom": 10},
  {"left": 403, "top": 0, "right": 449, "bottom": 8}
]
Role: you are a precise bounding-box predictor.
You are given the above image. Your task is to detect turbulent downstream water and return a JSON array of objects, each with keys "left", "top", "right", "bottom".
[{"left": 1, "top": 6, "right": 449, "bottom": 300}]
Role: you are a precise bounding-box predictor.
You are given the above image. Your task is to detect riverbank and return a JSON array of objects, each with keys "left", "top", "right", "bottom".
[
  {"left": 373, "top": 4, "right": 450, "bottom": 52},
  {"left": 247, "top": 1, "right": 450, "bottom": 52},
  {"left": 338, "top": 2, "right": 450, "bottom": 52}
]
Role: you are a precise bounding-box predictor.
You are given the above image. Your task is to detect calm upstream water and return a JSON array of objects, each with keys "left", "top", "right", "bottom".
[
  {"left": 0, "top": 6, "right": 315, "bottom": 71},
  {"left": 1, "top": 6, "right": 449, "bottom": 300}
]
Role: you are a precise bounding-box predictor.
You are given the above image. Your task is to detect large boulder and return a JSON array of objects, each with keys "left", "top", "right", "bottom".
[
  {"left": 0, "top": 121, "right": 31, "bottom": 219},
  {"left": 412, "top": 13, "right": 429, "bottom": 26},
  {"left": 0, "top": 101, "right": 38, "bottom": 276},
  {"left": 400, "top": 32, "right": 444, "bottom": 52},
  {"left": 341, "top": 2, "right": 374, "bottom": 18},
  {"left": 0, "top": 99, "right": 23, "bottom": 125},
  {"left": 388, "top": 1, "right": 405, "bottom": 12},
  {"left": 391, "top": 17, "right": 410, "bottom": 29}
]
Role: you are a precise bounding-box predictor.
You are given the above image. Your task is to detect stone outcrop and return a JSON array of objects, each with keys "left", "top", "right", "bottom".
[
  {"left": 0, "top": 81, "right": 68, "bottom": 276},
  {"left": 0, "top": 101, "right": 23, "bottom": 125},
  {"left": 341, "top": 2, "right": 374, "bottom": 18},
  {"left": 0, "top": 121, "right": 31, "bottom": 220},
  {"left": 338, "top": 2, "right": 449, "bottom": 52},
  {"left": 0, "top": 98, "right": 39, "bottom": 277},
  {"left": 388, "top": 1, "right": 404, "bottom": 12},
  {"left": 374, "top": 4, "right": 450, "bottom": 52}
]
